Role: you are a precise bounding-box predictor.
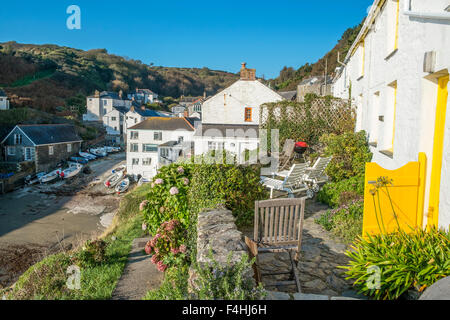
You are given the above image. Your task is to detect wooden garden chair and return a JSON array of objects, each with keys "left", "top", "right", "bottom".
[
  {"left": 302, "top": 156, "right": 333, "bottom": 193},
  {"left": 278, "top": 139, "right": 295, "bottom": 170},
  {"left": 260, "top": 163, "right": 310, "bottom": 198},
  {"left": 245, "top": 198, "right": 306, "bottom": 293}
]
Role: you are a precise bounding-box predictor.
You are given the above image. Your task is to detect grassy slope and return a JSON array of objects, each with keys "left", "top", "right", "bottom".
[
  {"left": 1, "top": 184, "right": 152, "bottom": 300},
  {"left": 0, "top": 42, "right": 239, "bottom": 113}
]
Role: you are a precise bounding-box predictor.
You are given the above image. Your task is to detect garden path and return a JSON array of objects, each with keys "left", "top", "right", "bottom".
[
  {"left": 111, "top": 237, "right": 163, "bottom": 300},
  {"left": 243, "top": 200, "right": 364, "bottom": 298}
]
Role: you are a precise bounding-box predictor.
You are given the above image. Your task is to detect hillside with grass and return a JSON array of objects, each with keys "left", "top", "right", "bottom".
[
  {"left": 268, "top": 21, "right": 364, "bottom": 91},
  {"left": 0, "top": 42, "right": 239, "bottom": 113}
]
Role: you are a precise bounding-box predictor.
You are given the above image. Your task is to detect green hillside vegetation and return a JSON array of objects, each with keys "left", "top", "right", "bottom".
[
  {"left": 0, "top": 42, "right": 239, "bottom": 113},
  {"left": 269, "top": 22, "right": 364, "bottom": 91}
]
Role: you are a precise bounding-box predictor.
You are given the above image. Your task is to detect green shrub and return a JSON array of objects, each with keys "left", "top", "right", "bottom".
[
  {"left": 320, "top": 131, "right": 372, "bottom": 182},
  {"left": 190, "top": 251, "right": 266, "bottom": 300},
  {"left": 75, "top": 239, "right": 107, "bottom": 268},
  {"left": 315, "top": 199, "right": 363, "bottom": 243},
  {"left": 144, "top": 219, "right": 188, "bottom": 272},
  {"left": 141, "top": 164, "right": 193, "bottom": 234},
  {"left": 317, "top": 175, "right": 364, "bottom": 208},
  {"left": 188, "top": 164, "right": 268, "bottom": 226},
  {"left": 143, "top": 265, "right": 190, "bottom": 300},
  {"left": 342, "top": 228, "right": 450, "bottom": 300}
]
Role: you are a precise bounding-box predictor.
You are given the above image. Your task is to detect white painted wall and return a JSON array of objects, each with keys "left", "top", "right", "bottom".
[
  {"left": 202, "top": 80, "right": 284, "bottom": 126},
  {"left": 0, "top": 96, "right": 10, "bottom": 110},
  {"left": 126, "top": 128, "right": 194, "bottom": 178},
  {"left": 332, "top": 0, "right": 450, "bottom": 229}
]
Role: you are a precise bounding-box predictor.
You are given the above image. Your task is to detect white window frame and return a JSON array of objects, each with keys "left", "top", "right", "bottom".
[
  {"left": 154, "top": 132, "right": 162, "bottom": 141},
  {"left": 142, "top": 158, "right": 152, "bottom": 166},
  {"left": 24, "top": 147, "right": 33, "bottom": 161},
  {"left": 130, "top": 143, "right": 139, "bottom": 152},
  {"left": 130, "top": 131, "right": 139, "bottom": 140},
  {"left": 67, "top": 143, "right": 72, "bottom": 153},
  {"left": 7, "top": 146, "right": 15, "bottom": 156},
  {"left": 132, "top": 158, "right": 139, "bottom": 165},
  {"left": 49, "top": 146, "right": 54, "bottom": 155},
  {"left": 14, "top": 134, "right": 22, "bottom": 145}
]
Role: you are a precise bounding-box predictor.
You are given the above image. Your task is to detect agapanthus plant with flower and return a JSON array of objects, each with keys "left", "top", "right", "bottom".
[
  {"left": 144, "top": 219, "right": 189, "bottom": 272},
  {"left": 141, "top": 164, "right": 193, "bottom": 234}
]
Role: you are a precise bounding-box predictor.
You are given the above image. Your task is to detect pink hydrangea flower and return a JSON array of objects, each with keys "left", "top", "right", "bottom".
[
  {"left": 171, "top": 247, "right": 179, "bottom": 254},
  {"left": 156, "top": 261, "right": 168, "bottom": 272},
  {"left": 177, "top": 166, "right": 185, "bottom": 174},
  {"left": 179, "top": 245, "right": 187, "bottom": 253},
  {"left": 155, "top": 178, "right": 164, "bottom": 185},
  {"left": 139, "top": 200, "right": 149, "bottom": 211},
  {"left": 169, "top": 187, "right": 179, "bottom": 195},
  {"left": 141, "top": 222, "right": 147, "bottom": 231},
  {"left": 144, "top": 242, "right": 152, "bottom": 255},
  {"left": 151, "top": 254, "right": 159, "bottom": 264},
  {"left": 183, "top": 178, "right": 189, "bottom": 185}
]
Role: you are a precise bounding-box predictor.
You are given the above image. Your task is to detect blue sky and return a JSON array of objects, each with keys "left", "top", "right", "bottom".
[{"left": 0, "top": 0, "right": 373, "bottom": 78}]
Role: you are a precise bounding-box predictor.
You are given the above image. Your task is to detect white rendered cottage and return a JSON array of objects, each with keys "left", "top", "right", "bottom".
[
  {"left": 332, "top": 0, "right": 450, "bottom": 229},
  {"left": 0, "top": 89, "right": 10, "bottom": 110},
  {"left": 126, "top": 117, "right": 195, "bottom": 179},
  {"left": 194, "top": 63, "right": 284, "bottom": 160},
  {"left": 83, "top": 91, "right": 132, "bottom": 122}
]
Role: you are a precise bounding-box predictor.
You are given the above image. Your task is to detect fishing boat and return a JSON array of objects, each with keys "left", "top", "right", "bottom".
[
  {"left": 90, "top": 148, "right": 107, "bottom": 157},
  {"left": 25, "top": 172, "right": 46, "bottom": 185},
  {"left": 111, "top": 164, "right": 126, "bottom": 174},
  {"left": 70, "top": 156, "right": 89, "bottom": 164},
  {"left": 137, "top": 176, "right": 151, "bottom": 186},
  {"left": 105, "top": 146, "right": 120, "bottom": 153},
  {"left": 104, "top": 170, "right": 124, "bottom": 188},
  {"left": 39, "top": 169, "right": 61, "bottom": 183},
  {"left": 115, "top": 177, "right": 130, "bottom": 194},
  {"left": 60, "top": 163, "right": 83, "bottom": 179},
  {"left": 79, "top": 151, "right": 96, "bottom": 160}
]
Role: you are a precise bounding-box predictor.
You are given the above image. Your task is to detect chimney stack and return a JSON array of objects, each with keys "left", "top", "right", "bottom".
[
  {"left": 240, "top": 62, "right": 256, "bottom": 81},
  {"left": 94, "top": 90, "right": 100, "bottom": 98}
]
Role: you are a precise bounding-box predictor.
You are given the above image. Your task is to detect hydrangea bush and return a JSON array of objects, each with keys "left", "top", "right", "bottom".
[
  {"left": 140, "top": 164, "right": 193, "bottom": 234},
  {"left": 144, "top": 219, "right": 188, "bottom": 272}
]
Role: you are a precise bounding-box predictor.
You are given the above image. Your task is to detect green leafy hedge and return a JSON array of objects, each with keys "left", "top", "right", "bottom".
[
  {"left": 320, "top": 131, "right": 372, "bottom": 182},
  {"left": 188, "top": 164, "right": 268, "bottom": 226},
  {"left": 342, "top": 228, "right": 450, "bottom": 300},
  {"left": 317, "top": 175, "right": 365, "bottom": 208}
]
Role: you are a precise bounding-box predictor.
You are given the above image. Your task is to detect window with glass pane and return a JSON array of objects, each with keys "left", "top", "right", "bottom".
[
  {"left": 130, "top": 143, "right": 139, "bottom": 152},
  {"left": 143, "top": 158, "right": 151, "bottom": 166},
  {"left": 143, "top": 144, "right": 158, "bottom": 152},
  {"left": 154, "top": 132, "right": 162, "bottom": 141},
  {"left": 130, "top": 131, "right": 139, "bottom": 140}
]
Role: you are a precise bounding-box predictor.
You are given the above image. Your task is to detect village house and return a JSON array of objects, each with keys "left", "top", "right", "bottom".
[
  {"left": 83, "top": 90, "right": 132, "bottom": 122},
  {"left": 123, "top": 104, "right": 165, "bottom": 141},
  {"left": 186, "top": 97, "right": 205, "bottom": 118},
  {"left": 171, "top": 104, "right": 186, "bottom": 117},
  {"left": 127, "top": 88, "right": 159, "bottom": 104},
  {"left": 126, "top": 117, "right": 195, "bottom": 179},
  {"left": 332, "top": 0, "right": 450, "bottom": 229},
  {"left": 1, "top": 124, "right": 82, "bottom": 173},
  {"left": 194, "top": 63, "right": 284, "bottom": 160},
  {"left": 0, "top": 89, "right": 10, "bottom": 110},
  {"left": 297, "top": 76, "right": 332, "bottom": 102}
]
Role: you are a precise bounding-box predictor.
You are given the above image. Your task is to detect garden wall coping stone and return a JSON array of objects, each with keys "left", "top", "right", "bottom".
[{"left": 419, "top": 276, "right": 450, "bottom": 300}]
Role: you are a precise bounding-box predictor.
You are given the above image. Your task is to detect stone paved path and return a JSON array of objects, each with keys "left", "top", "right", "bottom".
[
  {"left": 243, "top": 200, "right": 359, "bottom": 297},
  {"left": 111, "top": 237, "right": 163, "bottom": 300}
]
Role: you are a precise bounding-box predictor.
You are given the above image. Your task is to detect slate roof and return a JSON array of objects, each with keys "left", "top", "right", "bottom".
[
  {"left": 128, "top": 117, "right": 195, "bottom": 131},
  {"left": 112, "top": 106, "right": 129, "bottom": 114},
  {"left": 16, "top": 124, "right": 82, "bottom": 145},
  {"left": 278, "top": 91, "right": 297, "bottom": 101},
  {"left": 195, "top": 123, "right": 259, "bottom": 138},
  {"left": 129, "top": 106, "right": 163, "bottom": 117}
]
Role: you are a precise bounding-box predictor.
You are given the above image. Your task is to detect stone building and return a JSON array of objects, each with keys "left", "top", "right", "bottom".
[{"left": 1, "top": 124, "right": 82, "bottom": 173}]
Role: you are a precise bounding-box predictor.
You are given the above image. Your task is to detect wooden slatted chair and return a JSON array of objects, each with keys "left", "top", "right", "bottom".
[
  {"left": 278, "top": 139, "right": 295, "bottom": 170},
  {"left": 302, "top": 156, "right": 333, "bottom": 193},
  {"left": 245, "top": 198, "right": 306, "bottom": 292},
  {"left": 260, "top": 163, "right": 310, "bottom": 198}
]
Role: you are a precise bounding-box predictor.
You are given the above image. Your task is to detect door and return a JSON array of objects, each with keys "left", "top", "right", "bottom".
[{"left": 427, "top": 75, "right": 449, "bottom": 229}]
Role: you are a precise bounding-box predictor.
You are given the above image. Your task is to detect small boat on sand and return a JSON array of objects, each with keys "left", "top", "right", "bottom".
[
  {"left": 26, "top": 172, "right": 46, "bottom": 185},
  {"left": 79, "top": 151, "right": 96, "bottom": 160},
  {"left": 115, "top": 177, "right": 130, "bottom": 194},
  {"left": 137, "top": 176, "right": 151, "bottom": 186},
  {"left": 39, "top": 169, "right": 61, "bottom": 183},
  {"left": 70, "top": 156, "right": 89, "bottom": 164},
  {"left": 111, "top": 164, "right": 126, "bottom": 174},
  {"left": 90, "top": 148, "right": 107, "bottom": 157},
  {"left": 60, "top": 163, "right": 83, "bottom": 179},
  {"left": 104, "top": 171, "right": 124, "bottom": 188}
]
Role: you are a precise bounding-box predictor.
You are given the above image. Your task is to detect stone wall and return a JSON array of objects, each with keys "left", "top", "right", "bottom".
[
  {"left": 196, "top": 209, "right": 248, "bottom": 265},
  {"left": 189, "top": 208, "right": 254, "bottom": 292}
]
